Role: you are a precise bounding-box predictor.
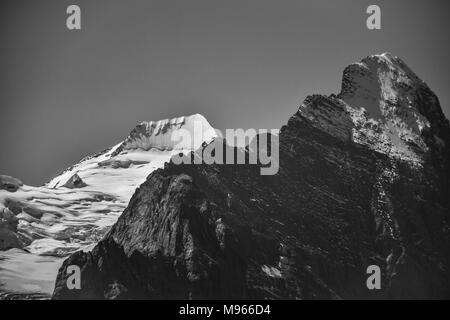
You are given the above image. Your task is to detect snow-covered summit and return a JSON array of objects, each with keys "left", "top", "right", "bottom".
[
  {"left": 114, "top": 114, "right": 216, "bottom": 153},
  {"left": 46, "top": 113, "right": 216, "bottom": 194}
]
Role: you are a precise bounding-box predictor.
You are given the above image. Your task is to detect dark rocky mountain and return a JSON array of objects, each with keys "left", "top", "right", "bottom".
[{"left": 52, "top": 53, "right": 450, "bottom": 299}]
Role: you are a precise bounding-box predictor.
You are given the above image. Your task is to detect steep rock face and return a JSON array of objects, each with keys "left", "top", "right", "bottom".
[
  {"left": 54, "top": 171, "right": 249, "bottom": 299},
  {"left": 53, "top": 54, "right": 450, "bottom": 299},
  {"left": 338, "top": 53, "right": 448, "bottom": 164}
]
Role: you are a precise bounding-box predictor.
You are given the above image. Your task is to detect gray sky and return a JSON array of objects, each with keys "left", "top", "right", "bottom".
[{"left": 1, "top": 0, "right": 450, "bottom": 185}]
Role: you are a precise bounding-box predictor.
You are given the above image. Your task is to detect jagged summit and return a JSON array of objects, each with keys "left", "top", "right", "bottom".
[
  {"left": 295, "top": 53, "right": 449, "bottom": 164},
  {"left": 341, "top": 53, "right": 427, "bottom": 118}
]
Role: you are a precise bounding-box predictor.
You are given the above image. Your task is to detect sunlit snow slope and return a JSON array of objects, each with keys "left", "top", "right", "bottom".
[{"left": 0, "top": 114, "right": 216, "bottom": 298}]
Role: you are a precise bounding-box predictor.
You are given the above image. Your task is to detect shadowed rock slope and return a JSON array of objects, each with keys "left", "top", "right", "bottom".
[{"left": 53, "top": 54, "right": 450, "bottom": 299}]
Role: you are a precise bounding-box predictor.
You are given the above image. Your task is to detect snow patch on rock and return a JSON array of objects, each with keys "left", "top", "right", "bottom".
[{"left": 261, "top": 265, "right": 282, "bottom": 278}]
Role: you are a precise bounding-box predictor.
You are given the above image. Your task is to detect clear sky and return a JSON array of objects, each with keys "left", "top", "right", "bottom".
[{"left": 1, "top": 0, "right": 449, "bottom": 185}]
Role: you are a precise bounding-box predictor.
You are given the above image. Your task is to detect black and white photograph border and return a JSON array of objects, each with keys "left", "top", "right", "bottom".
[{"left": 1, "top": 0, "right": 450, "bottom": 304}]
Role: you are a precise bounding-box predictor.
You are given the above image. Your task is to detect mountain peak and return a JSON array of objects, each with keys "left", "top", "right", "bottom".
[
  {"left": 294, "top": 53, "right": 450, "bottom": 164},
  {"left": 338, "top": 53, "right": 438, "bottom": 121},
  {"left": 113, "top": 113, "right": 216, "bottom": 155},
  {"left": 46, "top": 113, "right": 216, "bottom": 191}
]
